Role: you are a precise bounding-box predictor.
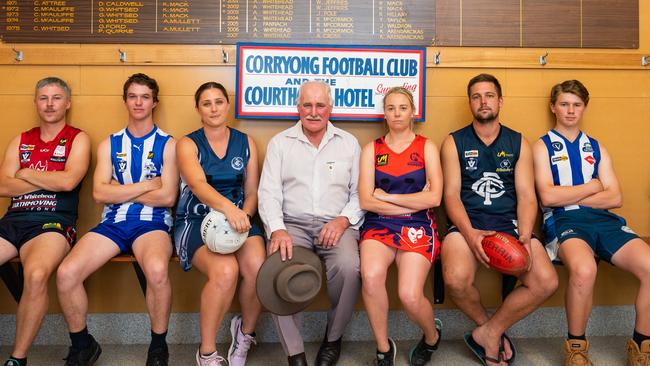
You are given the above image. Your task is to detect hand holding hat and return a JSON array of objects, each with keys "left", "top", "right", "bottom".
[{"left": 256, "top": 247, "right": 323, "bottom": 316}]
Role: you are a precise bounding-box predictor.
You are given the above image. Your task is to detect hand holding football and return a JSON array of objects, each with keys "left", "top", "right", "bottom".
[{"left": 481, "top": 232, "right": 530, "bottom": 276}]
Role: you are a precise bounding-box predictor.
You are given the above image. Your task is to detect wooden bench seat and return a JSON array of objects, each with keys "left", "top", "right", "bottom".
[{"left": 1, "top": 253, "right": 179, "bottom": 302}]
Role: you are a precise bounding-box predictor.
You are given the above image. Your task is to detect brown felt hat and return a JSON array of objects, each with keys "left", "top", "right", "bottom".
[{"left": 256, "top": 247, "right": 323, "bottom": 316}]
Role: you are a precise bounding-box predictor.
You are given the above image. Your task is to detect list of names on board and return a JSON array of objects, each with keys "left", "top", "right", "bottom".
[
  {"left": 0, "top": 0, "right": 436, "bottom": 44},
  {"left": 0, "top": 0, "right": 638, "bottom": 48}
]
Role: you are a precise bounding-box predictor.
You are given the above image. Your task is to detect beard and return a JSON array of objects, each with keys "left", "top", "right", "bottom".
[{"left": 473, "top": 108, "right": 499, "bottom": 124}]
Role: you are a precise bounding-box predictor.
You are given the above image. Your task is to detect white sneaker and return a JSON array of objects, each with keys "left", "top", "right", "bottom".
[
  {"left": 228, "top": 314, "right": 257, "bottom": 366},
  {"left": 195, "top": 349, "right": 227, "bottom": 366}
]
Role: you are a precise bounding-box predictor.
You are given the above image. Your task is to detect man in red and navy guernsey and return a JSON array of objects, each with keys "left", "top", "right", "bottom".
[{"left": 0, "top": 77, "right": 91, "bottom": 366}]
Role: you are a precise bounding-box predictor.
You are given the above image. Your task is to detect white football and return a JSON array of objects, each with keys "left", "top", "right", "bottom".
[{"left": 200, "top": 210, "right": 248, "bottom": 254}]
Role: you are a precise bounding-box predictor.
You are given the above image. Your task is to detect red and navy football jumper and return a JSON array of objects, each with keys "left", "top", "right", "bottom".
[{"left": 360, "top": 135, "right": 439, "bottom": 262}]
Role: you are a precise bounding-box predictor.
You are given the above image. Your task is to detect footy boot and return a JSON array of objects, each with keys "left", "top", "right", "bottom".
[
  {"left": 564, "top": 339, "right": 593, "bottom": 366},
  {"left": 627, "top": 339, "right": 650, "bottom": 366}
]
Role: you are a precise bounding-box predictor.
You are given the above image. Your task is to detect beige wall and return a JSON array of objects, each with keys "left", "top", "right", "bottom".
[{"left": 0, "top": 6, "right": 648, "bottom": 314}]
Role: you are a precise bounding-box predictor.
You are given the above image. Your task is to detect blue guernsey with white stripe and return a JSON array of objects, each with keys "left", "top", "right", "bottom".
[
  {"left": 540, "top": 129, "right": 601, "bottom": 259},
  {"left": 100, "top": 125, "right": 172, "bottom": 228},
  {"left": 540, "top": 130, "right": 601, "bottom": 214}
]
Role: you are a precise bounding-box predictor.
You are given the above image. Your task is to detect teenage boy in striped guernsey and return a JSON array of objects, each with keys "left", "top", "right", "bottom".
[
  {"left": 533, "top": 80, "right": 650, "bottom": 366},
  {"left": 0, "top": 77, "right": 91, "bottom": 366},
  {"left": 57, "top": 73, "right": 178, "bottom": 366}
]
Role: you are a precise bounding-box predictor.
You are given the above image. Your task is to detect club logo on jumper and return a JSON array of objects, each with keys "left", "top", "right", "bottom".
[
  {"left": 582, "top": 143, "right": 593, "bottom": 153},
  {"left": 118, "top": 159, "right": 127, "bottom": 173},
  {"left": 21, "top": 151, "right": 31, "bottom": 162},
  {"left": 399, "top": 226, "right": 431, "bottom": 248},
  {"left": 53, "top": 145, "right": 66, "bottom": 157},
  {"left": 231, "top": 156, "right": 244, "bottom": 170},
  {"left": 376, "top": 154, "right": 389, "bottom": 166},
  {"left": 584, "top": 155, "right": 595, "bottom": 165},
  {"left": 464, "top": 150, "right": 479, "bottom": 158},
  {"left": 408, "top": 152, "right": 424, "bottom": 167},
  {"left": 465, "top": 157, "right": 478, "bottom": 171},
  {"left": 551, "top": 141, "right": 564, "bottom": 152},
  {"left": 29, "top": 161, "right": 47, "bottom": 171},
  {"left": 144, "top": 161, "right": 158, "bottom": 179},
  {"left": 471, "top": 172, "right": 505, "bottom": 205},
  {"left": 497, "top": 159, "right": 512, "bottom": 172},
  {"left": 552, "top": 155, "right": 568, "bottom": 163}
]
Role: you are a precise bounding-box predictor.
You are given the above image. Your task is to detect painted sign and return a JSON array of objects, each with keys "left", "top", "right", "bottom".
[{"left": 236, "top": 43, "right": 426, "bottom": 121}]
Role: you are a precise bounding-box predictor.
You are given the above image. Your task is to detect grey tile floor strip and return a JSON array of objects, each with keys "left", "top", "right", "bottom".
[
  {"left": 0, "top": 305, "right": 636, "bottom": 346},
  {"left": 0, "top": 337, "right": 630, "bottom": 365}
]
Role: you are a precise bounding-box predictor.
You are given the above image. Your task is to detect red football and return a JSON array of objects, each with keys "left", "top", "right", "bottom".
[{"left": 481, "top": 232, "right": 530, "bottom": 276}]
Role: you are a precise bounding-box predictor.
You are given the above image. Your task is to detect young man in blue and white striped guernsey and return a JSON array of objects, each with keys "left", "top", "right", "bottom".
[
  {"left": 56, "top": 73, "right": 179, "bottom": 366},
  {"left": 533, "top": 79, "right": 650, "bottom": 366}
]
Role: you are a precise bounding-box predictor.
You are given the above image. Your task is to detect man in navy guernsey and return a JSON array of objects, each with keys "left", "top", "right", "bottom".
[
  {"left": 0, "top": 77, "right": 91, "bottom": 366},
  {"left": 56, "top": 73, "right": 178, "bottom": 366},
  {"left": 440, "top": 74, "right": 558, "bottom": 366},
  {"left": 533, "top": 80, "right": 650, "bottom": 366}
]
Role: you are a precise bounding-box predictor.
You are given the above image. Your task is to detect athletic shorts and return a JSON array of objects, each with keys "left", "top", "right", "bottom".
[
  {"left": 90, "top": 220, "right": 171, "bottom": 254},
  {"left": 448, "top": 212, "right": 521, "bottom": 239},
  {"left": 361, "top": 218, "right": 439, "bottom": 263},
  {"left": 545, "top": 207, "right": 638, "bottom": 263},
  {"left": 174, "top": 216, "right": 264, "bottom": 271},
  {"left": 0, "top": 218, "right": 76, "bottom": 251}
]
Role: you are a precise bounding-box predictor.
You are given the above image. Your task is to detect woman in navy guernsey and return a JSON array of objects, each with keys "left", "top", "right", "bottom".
[
  {"left": 533, "top": 80, "right": 650, "bottom": 364},
  {"left": 358, "top": 87, "right": 443, "bottom": 366},
  {"left": 174, "top": 82, "right": 265, "bottom": 366}
]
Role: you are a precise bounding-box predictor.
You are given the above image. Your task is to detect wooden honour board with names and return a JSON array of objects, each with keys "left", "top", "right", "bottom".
[{"left": 0, "top": 0, "right": 639, "bottom": 48}]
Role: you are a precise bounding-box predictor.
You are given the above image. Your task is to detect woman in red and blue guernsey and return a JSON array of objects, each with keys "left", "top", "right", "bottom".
[{"left": 359, "top": 87, "right": 443, "bottom": 366}]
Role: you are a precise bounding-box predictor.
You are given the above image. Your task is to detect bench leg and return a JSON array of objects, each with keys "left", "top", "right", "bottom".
[
  {"left": 132, "top": 262, "right": 147, "bottom": 296},
  {"left": 0, "top": 262, "right": 23, "bottom": 302},
  {"left": 433, "top": 258, "right": 444, "bottom": 304},
  {"left": 501, "top": 274, "right": 517, "bottom": 300}
]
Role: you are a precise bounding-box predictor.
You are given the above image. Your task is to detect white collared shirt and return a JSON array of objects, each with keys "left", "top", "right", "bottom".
[{"left": 258, "top": 121, "right": 364, "bottom": 236}]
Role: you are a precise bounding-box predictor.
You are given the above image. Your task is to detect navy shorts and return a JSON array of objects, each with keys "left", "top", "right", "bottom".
[
  {"left": 0, "top": 218, "right": 76, "bottom": 251},
  {"left": 174, "top": 216, "right": 263, "bottom": 272},
  {"left": 545, "top": 207, "right": 638, "bottom": 263},
  {"left": 448, "top": 212, "right": 522, "bottom": 239},
  {"left": 90, "top": 220, "right": 171, "bottom": 254}
]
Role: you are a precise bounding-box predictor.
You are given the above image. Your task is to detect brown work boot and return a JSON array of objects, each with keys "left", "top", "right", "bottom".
[
  {"left": 564, "top": 339, "right": 593, "bottom": 366},
  {"left": 627, "top": 339, "right": 650, "bottom": 366}
]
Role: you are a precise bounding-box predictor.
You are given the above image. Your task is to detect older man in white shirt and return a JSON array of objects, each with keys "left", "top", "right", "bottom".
[{"left": 258, "top": 80, "right": 364, "bottom": 366}]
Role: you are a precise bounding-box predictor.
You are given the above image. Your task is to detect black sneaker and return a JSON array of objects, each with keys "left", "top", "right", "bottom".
[
  {"left": 3, "top": 358, "right": 22, "bottom": 366},
  {"left": 146, "top": 345, "right": 169, "bottom": 366},
  {"left": 63, "top": 334, "right": 102, "bottom": 366},
  {"left": 375, "top": 338, "right": 396, "bottom": 366},
  {"left": 408, "top": 318, "right": 442, "bottom": 366}
]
